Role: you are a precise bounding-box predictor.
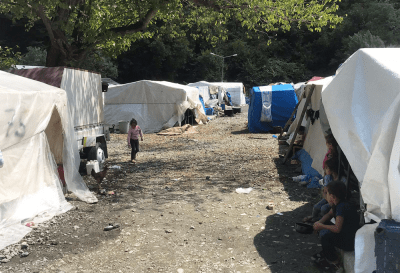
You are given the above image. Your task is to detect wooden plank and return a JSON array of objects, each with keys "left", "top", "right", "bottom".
[
  {"left": 278, "top": 100, "right": 301, "bottom": 139},
  {"left": 282, "top": 84, "right": 316, "bottom": 164}
]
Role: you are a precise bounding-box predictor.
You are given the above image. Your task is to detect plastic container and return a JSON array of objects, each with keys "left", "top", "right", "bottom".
[
  {"left": 375, "top": 219, "right": 400, "bottom": 272},
  {"left": 86, "top": 160, "right": 100, "bottom": 175},
  {"left": 221, "top": 104, "right": 225, "bottom": 110},
  {"left": 118, "top": 121, "right": 130, "bottom": 134}
]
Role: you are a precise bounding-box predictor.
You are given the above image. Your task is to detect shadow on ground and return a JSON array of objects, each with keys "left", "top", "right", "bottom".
[{"left": 253, "top": 204, "right": 337, "bottom": 273}]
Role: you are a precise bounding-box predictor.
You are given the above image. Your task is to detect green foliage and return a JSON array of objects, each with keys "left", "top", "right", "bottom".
[
  {"left": 0, "top": 46, "right": 21, "bottom": 70},
  {"left": 342, "top": 30, "right": 385, "bottom": 57},
  {"left": 0, "top": 0, "right": 343, "bottom": 66},
  {"left": 19, "top": 46, "right": 46, "bottom": 66},
  {"left": 75, "top": 51, "right": 118, "bottom": 78}
]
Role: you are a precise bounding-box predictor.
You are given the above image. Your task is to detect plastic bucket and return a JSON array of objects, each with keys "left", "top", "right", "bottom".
[{"left": 118, "top": 121, "right": 130, "bottom": 134}]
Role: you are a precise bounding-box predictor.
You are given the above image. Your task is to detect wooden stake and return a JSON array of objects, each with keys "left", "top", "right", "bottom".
[{"left": 282, "top": 84, "right": 316, "bottom": 164}]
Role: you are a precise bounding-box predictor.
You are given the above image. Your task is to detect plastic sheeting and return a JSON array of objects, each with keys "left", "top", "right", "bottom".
[
  {"left": 10, "top": 67, "right": 103, "bottom": 129},
  {"left": 211, "top": 82, "right": 246, "bottom": 106},
  {"left": 105, "top": 80, "right": 205, "bottom": 133},
  {"left": 248, "top": 84, "right": 298, "bottom": 133},
  {"left": 0, "top": 71, "right": 97, "bottom": 250},
  {"left": 287, "top": 77, "right": 333, "bottom": 175},
  {"left": 321, "top": 48, "right": 400, "bottom": 272},
  {"left": 322, "top": 48, "right": 400, "bottom": 222},
  {"left": 188, "top": 81, "right": 246, "bottom": 106},
  {"left": 260, "top": 86, "right": 273, "bottom": 122}
]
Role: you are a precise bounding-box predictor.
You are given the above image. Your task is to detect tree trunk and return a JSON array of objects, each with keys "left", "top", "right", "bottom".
[{"left": 46, "top": 43, "right": 68, "bottom": 67}]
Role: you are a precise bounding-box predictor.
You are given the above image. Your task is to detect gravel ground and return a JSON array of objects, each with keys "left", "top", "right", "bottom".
[{"left": 0, "top": 107, "right": 334, "bottom": 273}]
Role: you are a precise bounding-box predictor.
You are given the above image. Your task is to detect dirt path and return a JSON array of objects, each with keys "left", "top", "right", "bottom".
[{"left": 1, "top": 108, "right": 329, "bottom": 273}]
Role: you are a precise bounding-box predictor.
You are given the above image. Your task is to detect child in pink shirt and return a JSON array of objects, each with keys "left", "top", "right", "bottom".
[{"left": 127, "top": 119, "right": 143, "bottom": 163}]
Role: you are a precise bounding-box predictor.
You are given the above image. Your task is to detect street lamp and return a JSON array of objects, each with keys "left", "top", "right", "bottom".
[{"left": 210, "top": 52, "right": 237, "bottom": 82}]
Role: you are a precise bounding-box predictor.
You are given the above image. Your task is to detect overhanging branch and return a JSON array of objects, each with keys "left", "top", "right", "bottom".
[{"left": 108, "top": 8, "right": 158, "bottom": 35}]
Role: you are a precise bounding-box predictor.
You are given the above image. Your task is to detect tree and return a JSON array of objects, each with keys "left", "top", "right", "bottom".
[
  {"left": 0, "top": 0, "right": 343, "bottom": 67},
  {"left": 19, "top": 46, "right": 47, "bottom": 65},
  {"left": 0, "top": 46, "right": 21, "bottom": 70}
]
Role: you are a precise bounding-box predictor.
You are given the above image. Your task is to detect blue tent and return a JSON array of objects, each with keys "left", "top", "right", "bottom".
[{"left": 248, "top": 84, "right": 298, "bottom": 133}]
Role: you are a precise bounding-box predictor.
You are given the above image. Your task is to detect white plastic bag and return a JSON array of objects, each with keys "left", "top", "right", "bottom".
[{"left": 236, "top": 187, "right": 253, "bottom": 194}]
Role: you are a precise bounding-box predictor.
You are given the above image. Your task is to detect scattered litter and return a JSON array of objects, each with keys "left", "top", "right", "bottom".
[
  {"left": 267, "top": 201, "right": 274, "bottom": 210},
  {"left": 172, "top": 178, "right": 181, "bottom": 181},
  {"left": 104, "top": 223, "right": 120, "bottom": 231},
  {"left": 110, "top": 165, "right": 121, "bottom": 169},
  {"left": 25, "top": 222, "right": 34, "bottom": 227},
  {"left": 235, "top": 187, "right": 253, "bottom": 194},
  {"left": 276, "top": 212, "right": 283, "bottom": 216},
  {"left": 20, "top": 252, "right": 29, "bottom": 258},
  {"left": 108, "top": 191, "right": 115, "bottom": 195},
  {"left": 240, "top": 213, "right": 247, "bottom": 216},
  {"left": 165, "top": 229, "right": 173, "bottom": 233},
  {"left": 272, "top": 135, "right": 278, "bottom": 138}
]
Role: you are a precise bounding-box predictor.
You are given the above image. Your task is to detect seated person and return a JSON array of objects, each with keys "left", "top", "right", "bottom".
[
  {"left": 312, "top": 181, "right": 360, "bottom": 269},
  {"left": 303, "top": 158, "right": 340, "bottom": 223}
]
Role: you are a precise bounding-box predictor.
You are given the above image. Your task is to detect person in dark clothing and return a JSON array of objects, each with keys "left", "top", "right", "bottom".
[{"left": 312, "top": 180, "right": 360, "bottom": 269}]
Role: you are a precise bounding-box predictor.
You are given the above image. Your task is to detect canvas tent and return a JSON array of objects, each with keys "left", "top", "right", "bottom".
[
  {"left": 248, "top": 84, "right": 298, "bottom": 133},
  {"left": 286, "top": 77, "right": 334, "bottom": 176},
  {"left": 321, "top": 48, "right": 400, "bottom": 272},
  {"left": 188, "top": 81, "right": 246, "bottom": 106},
  {"left": 104, "top": 80, "right": 206, "bottom": 133},
  {"left": 0, "top": 71, "right": 97, "bottom": 250}
]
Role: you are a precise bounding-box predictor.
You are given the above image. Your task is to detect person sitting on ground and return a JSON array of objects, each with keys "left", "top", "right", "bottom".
[
  {"left": 323, "top": 134, "right": 338, "bottom": 173},
  {"left": 303, "top": 158, "right": 341, "bottom": 222},
  {"left": 312, "top": 180, "right": 360, "bottom": 269}
]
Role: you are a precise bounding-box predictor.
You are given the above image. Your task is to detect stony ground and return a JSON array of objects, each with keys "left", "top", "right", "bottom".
[{"left": 0, "top": 107, "right": 334, "bottom": 273}]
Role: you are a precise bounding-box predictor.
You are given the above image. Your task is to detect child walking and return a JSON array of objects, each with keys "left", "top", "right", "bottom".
[
  {"left": 312, "top": 180, "right": 360, "bottom": 269},
  {"left": 127, "top": 119, "right": 143, "bottom": 163}
]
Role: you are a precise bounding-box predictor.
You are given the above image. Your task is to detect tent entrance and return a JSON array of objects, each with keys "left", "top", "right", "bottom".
[
  {"left": 181, "top": 109, "right": 198, "bottom": 126},
  {"left": 44, "top": 107, "right": 66, "bottom": 192}
]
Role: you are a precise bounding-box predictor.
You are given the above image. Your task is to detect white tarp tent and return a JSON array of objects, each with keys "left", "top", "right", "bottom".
[
  {"left": 286, "top": 77, "right": 334, "bottom": 175},
  {"left": 188, "top": 81, "right": 246, "bottom": 106},
  {"left": 0, "top": 71, "right": 97, "bottom": 250},
  {"left": 211, "top": 82, "right": 246, "bottom": 106},
  {"left": 104, "top": 80, "right": 206, "bottom": 133},
  {"left": 322, "top": 48, "right": 400, "bottom": 273}
]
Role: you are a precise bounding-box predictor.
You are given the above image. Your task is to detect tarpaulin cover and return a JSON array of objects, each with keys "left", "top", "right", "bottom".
[
  {"left": 248, "top": 84, "right": 298, "bottom": 133},
  {"left": 0, "top": 71, "right": 97, "bottom": 250},
  {"left": 292, "top": 149, "right": 322, "bottom": 181},
  {"left": 10, "top": 67, "right": 103, "bottom": 128},
  {"left": 105, "top": 80, "right": 205, "bottom": 133},
  {"left": 286, "top": 77, "right": 333, "bottom": 175},
  {"left": 188, "top": 81, "right": 246, "bottom": 106},
  {"left": 322, "top": 48, "right": 400, "bottom": 272}
]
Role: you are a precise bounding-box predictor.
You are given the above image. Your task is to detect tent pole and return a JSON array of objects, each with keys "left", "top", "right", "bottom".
[
  {"left": 278, "top": 100, "right": 301, "bottom": 140},
  {"left": 281, "top": 84, "right": 315, "bottom": 165}
]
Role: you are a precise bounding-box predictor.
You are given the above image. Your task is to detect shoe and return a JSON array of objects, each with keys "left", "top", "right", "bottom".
[{"left": 131, "top": 160, "right": 136, "bottom": 164}]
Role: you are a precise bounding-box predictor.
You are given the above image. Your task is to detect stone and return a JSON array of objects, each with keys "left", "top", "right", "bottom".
[{"left": 20, "top": 252, "right": 29, "bottom": 258}]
